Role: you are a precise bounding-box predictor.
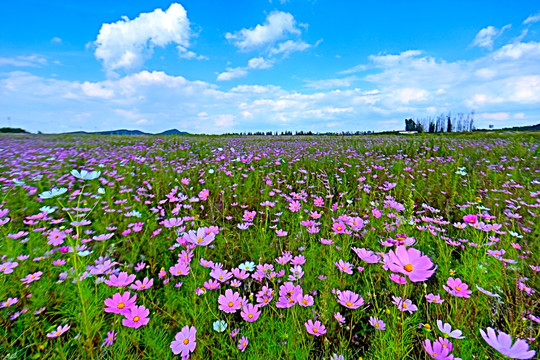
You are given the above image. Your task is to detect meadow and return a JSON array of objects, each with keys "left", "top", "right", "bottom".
[{"left": 0, "top": 133, "right": 538, "bottom": 359}]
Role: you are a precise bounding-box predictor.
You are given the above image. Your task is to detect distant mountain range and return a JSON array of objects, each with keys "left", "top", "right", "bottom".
[{"left": 63, "top": 129, "right": 189, "bottom": 135}]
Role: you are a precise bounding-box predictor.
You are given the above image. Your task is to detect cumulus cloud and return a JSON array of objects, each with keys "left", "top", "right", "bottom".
[
  {"left": 94, "top": 3, "right": 197, "bottom": 75},
  {"left": 304, "top": 76, "right": 358, "bottom": 89},
  {"left": 225, "top": 11, "right": 301, "bottom": 52},
  {"left": 217, "top": 67, "right": 249, "bottom": 81},
  {"left": 523, "top": 12, "right": 540, "bottom": 24},
  {"left": 471, "top": 25, "right": 510, "bottom": 49}
]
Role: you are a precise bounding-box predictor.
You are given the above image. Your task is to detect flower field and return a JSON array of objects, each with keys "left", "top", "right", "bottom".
[{"left": 0, "top": 133, "right": 538, "bottom": 359}]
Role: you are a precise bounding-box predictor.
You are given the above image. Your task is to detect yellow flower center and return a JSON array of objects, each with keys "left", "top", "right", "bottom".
[
  {"left": 375, "top": 323, "right": 379, "bottom": 328},
  {"left": 455, "top": 286, "right": 462, "bottom": 291},
  {"left": 133, "top": 316, "right": 140, "bottom": 322},
  {"left": 56, "top": 331, "right": 61, "bottom": 336},
  {"left": 346, "top": 301, "right": 353, "bottom": 307},
  {"left": 228, "top": 302, "right": 234, "bottom": 307},
  {"left": 117, "top": 302, "right": 125, "bottom": 309},
  {"left": 404, "top": 264, "right": 413, "bottom": 272},
  {"left": 248, "top": 314, "right": 253, "bottom": 319},
  {"left": 313, "top": 328, "right": 318, "bottom": 333},
  {"left": 402, "top": 303, "right": 408, "bottom": 309},
  {"left": 140, "top": 285, "right": 145, "bottom": 288},
  {"left": 183, "top": 339, "right": 189, "bottom": 345},
  {"left": 197, "top": 237, "right": 203, "bottom": 243},
  {"left": 302, "top": 299, "right": 308, "bottom": 305}
]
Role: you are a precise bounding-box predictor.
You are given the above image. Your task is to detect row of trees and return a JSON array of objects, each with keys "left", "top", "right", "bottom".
[
  {"left": 405, "top": 112, "right": 475, "bottom": 133},
  {"left": 222, "top": 130, "right": 376, "bottom": 136}
]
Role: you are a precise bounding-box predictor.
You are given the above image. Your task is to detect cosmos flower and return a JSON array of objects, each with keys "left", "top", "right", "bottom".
[
  {"left": 437, "top": 320, "right": 465, "bottom": 339},
  {"left": 131, "top": 277, "right": 153, "bottom": 291},
  {"left": 352, "top": 247, "right": 380, "bottom": 263},
  {"left": 369, "top": 316, "right": 386, "bottom": 330},
  {"left": 238, "top": 336, "right": 249, "bottom": 352},
  {"left": 0, "top": 261, "right": 18, "bottom": 274},
  {"left": 337, "top": 290, "right": 364, "bottom": 309},
  {"left": 305, "top": 319, "right": 326, "bottom": 337},
  {"left": 46, "top": 324, "right": 70, "bottom": 338},
  {"left": 385, "top": 246, "right": 437, "bottom": 282},
  {"left": 335, "top": 259, "right": 353, "bottom": 274},
  {"left": 213, "top": 320, "right": 227, "bottom": 332},
  {"left": 104, "top": 272, "right": 136, "bottom": 287},
  {"left": 104, "top": 291, "right": 137, "bottom": 315},
  {"left": 171, "top": 326, "right": 197, "bottom": 357},
  {"left": 480, "top": 327, "right": 535, "bottom": 359},
  {"left": 240, "top": 304, "right": 261, "bottom": 322},
  {"left": 218, "top": 289, "right": 242, "bottom": 313},
  {"left": 443, "top": 278, "right": 472, "bottom": 298},
  {"left": 71, "top": 169, "right": 101, "bottom": 180},
  {"left": 122, "top": 305, "right": 150, "bottom": 329},
  {"left": 102, "top": 330, "right": 117, "bottom": 347}
]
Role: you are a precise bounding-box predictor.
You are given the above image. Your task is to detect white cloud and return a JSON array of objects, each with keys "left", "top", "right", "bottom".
[
  {"left": 471, "top": 25, "right": 510, "bottom": 49},
  {"left": 0, "top": 55, "right": 47, "bottom": 67},
  {"left": 51, "top": 37, "right": 62, "bottom": 44},
  {"left": 304, "top": 76, "right": 358, "bottom": 89},
  {"left": 247, "top": 57, "right": 274, "bottom": 69},
  {"left": 477, "top": 112, "right": 510, "bottom": 121},
  {"left": 217, "top": 67, "right": 249, "bottom": 81},
  {"left": 94, "top": 3, "right": 196, "bottom": 75},
  {"left": 225, "top": 11, "right": 301, "bottom": 52},
  {"left": 269, "top": 40, "right": 311, "bottom": 56},
  {"left": 523, "top": 12, "right": 540, "bottom": 24}
]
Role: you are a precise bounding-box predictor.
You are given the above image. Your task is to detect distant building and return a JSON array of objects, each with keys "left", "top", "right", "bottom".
[{"left": 489, "top": 125, "right": 494, "bottom": 129}]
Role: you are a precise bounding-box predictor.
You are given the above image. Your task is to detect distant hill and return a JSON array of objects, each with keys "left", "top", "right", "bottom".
[{"left": 64, "top": 129, "right": 189, "bottom": 135}]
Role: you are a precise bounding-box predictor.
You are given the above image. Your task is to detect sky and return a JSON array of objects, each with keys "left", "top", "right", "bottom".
[{"left": 0, "top": 0, "right": 539, "bottom": 134}]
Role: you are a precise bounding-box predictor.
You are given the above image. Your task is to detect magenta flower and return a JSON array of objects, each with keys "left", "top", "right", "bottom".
[
  {"left": 392, "top": 296, "right": 418, "bottom": 313},
  {"left": 102, "top": 330, "right": 117, "bottom": 347},
  {"left": 131, "top": 277, "right": 153, "bottom": 291},
  {"left": 334, "top": 312, "right": 346, "bottom": 324},
  {"left": 305, "top": 319, "right": 326, "bottom": 336},
  {"left": 425, "top": 293, "right": 445, "bottom": 304},
  {"left": 240, "top": 303, "right": 261, "bottom": 322},
  {"left": 335, "top": 259, "right": 353, "bottom": 274},
  {"left": 480, "top": 327, "right": 536, "bottom": 359},
  {"left": 104, "top": 291, "right": 137, "bottom": 315},
  {"left": 238, "top": 336, "right": 249, "bottom": 352},
  {"left": 104, "top": 272, "right": 136, "bottom": 287},
  {"left": 0, "top": 261, "right": 18, "bottom": 274},
  {"left": 46, "top": 324, "right": 70, "bottom": 338},
  {"left": 186, "top": 227, "right": 215, "bottom": 246},
  {"left": 171, "top": 325, "right": 197, "bottom": 357},
  {"left": 463, "top": 214, "right": 478, "bottom": 224},
  {"left": 47, "top": 228, "right": 66, "bottom": 246},
  {"left": 122, "top": 305, "right": 149, "bottom": 329},
  {"left": 337, "top": 290, "right": 364, "bottom": 309},
  {"left": 389, "top": 273, "right": 407, "bottom": 285},
  {"left": 297, "top": 294, "right": 314, "bottom": 307},
  {"left": 352, "top": 247, "right": 380, "bottom": 263},
  {"left": 218, "top": 289, "right": 242, "bottom": 313},
  {"left": 276, "top": 282, "right": 303, "bottom": 308},
  {"left": 332, "top": 221, "right": 346, "bottom": 234},
  {"left": 1, "top": 297, "right": 18, "bottom": 308},
  {"left": 169, "top": 262, "right": 190, "bottom": 277},
  {"left": 369, "top": 316, "right": 386, "bottom": 330},
  {"left": 385, "top": 246, "right": 436, "bottom": 282},
  {"left": 423, "top": 338, "right": 453, "bottom": 359},
  {"left": 443, "top": 277, "right": 472, "bottom": 298},
  {"left": 21, "top": 271, "right": 43, "bottom": 285}
]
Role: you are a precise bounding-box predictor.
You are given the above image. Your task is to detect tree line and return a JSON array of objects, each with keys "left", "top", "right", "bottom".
[{"left": 404, "top": 112, "right": 475, "bottom": 133}]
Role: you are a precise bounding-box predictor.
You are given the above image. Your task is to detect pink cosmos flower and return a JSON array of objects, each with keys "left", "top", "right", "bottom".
[
  {"left": 385, "top": 246, "right": 437, "bottom": 282},
  {"left": 389, "top": 273, "right": 407, "bottom": 285},
  {"left": 332, "top": 222, "right": 346, "bottom": 234},
  {"left": 305, "top": 319, "right": 326, "bottom": 336},
  {"left": 463, "top": 214, "right": 478, "bottom": 224},
  {"left": 297, "top": 294, "right": 314, "bottom": 307},
  {"left": 334, "top": 312, "right": 346, "bottom": 324},
  {"left": 337, "top": 290, "right": 364, "bottom": 309},
  {"left": 21, "top": 271, "right": 43, "bottom": 285},
  {"left": 103, "top": 330, "right": 117, "bottom": 347},
  {"left": 437, "top": 320, "right": 464, "bottom": 339},
  {"left": 238, "top": 336, "right": 249, "bottom": 352},
  {"left": 104, "top": 272, "right": 135, "bottom": 287},
  {"left": 131, "top": 277, "right": 153, "bottom": 291},
  {"left": 169, "top": 263, "right": 190, "bottom": 277},
  {"left": 276, "top": 282, "right": 303, "bottom": 308},
  {"left": 240, "top": 304, "right": 261, "bottom": 322},
  {"left": 423, "top": 338, "right": 453, "bottom": 359},
  {"left": 443, "top": 277, "right": 472, "bottom": 298},
  {"left": 122, "top": 305, "right": 150, "bottom": 329},
  {"left": 0, "top": 261, "right": 18, "bottom": 274},
  {"left": 392, "top": 296, "right": 418, "bottom": 313},
  {"left": 369, "top": 316, "right": 386, "bottom": 330},
  {"left": 335, "top": 259, "right": 353, "bottom": 274},
  {"left": 46, "top": 324, "right": 70, "bottom": 338},
  {"left": 480, "top": 327, "right": 536, "bottom": 359},
  {"left": 171, "top": 325, "right": 197, "bottom": 357},
  {"left": 218, "top": 289, "right": 242, "bottom": 313},
  {"left": 1, "top": 297, "right": 18, "bottom": 308},
  {"left": 47, "top": 228, "right": 66, "bottom": 246},
  {"left": 104, "top": 291, "right": 137, "bottom": 315},
  {"left": 425, "top": 293, "right": 445, "bottom": 304},
  {"left": 352, "top": 247, "right": 380, "bottom": 263},
  {"left": 185, "top": 227, "right": 215, "bottom": 246}
]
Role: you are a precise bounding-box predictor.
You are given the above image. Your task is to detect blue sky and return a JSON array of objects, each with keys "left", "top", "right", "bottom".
[{"left": 1, "top": 1, "right": 539, "bottom": 133}]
